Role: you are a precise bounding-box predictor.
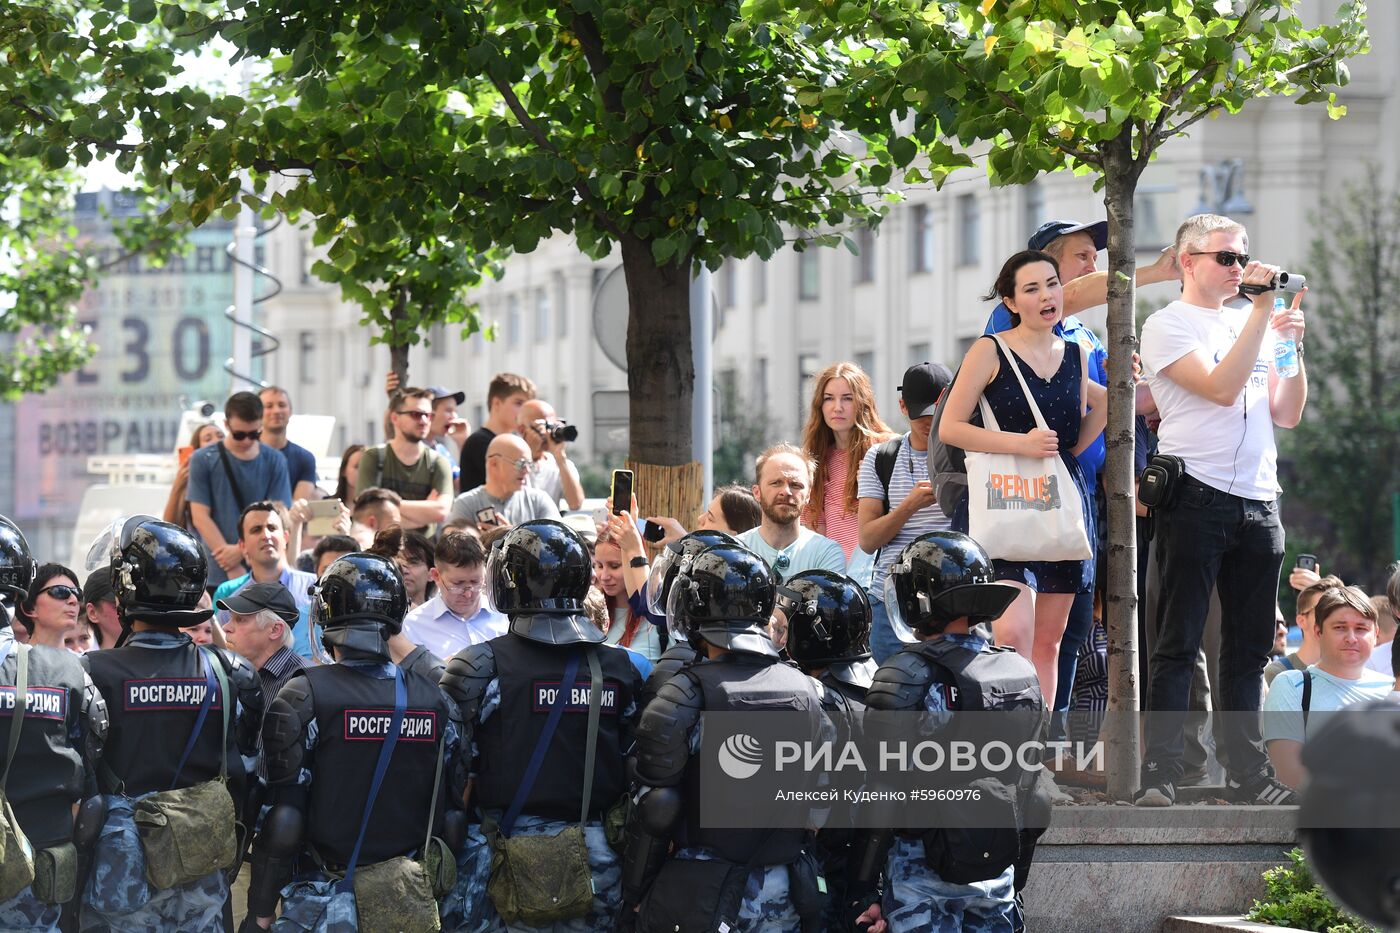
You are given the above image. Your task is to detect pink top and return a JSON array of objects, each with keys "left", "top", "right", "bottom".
[{"left": 820, "top": 447, "right": 861, "bottom": 560}]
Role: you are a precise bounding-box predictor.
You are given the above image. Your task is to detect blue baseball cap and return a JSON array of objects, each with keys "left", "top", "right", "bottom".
[
  {"left": 427, "top": 386, "right": 465, "bottom": 405},
  {"left": 1028, "top": 220, "right": 1108, "bottom": 253}
]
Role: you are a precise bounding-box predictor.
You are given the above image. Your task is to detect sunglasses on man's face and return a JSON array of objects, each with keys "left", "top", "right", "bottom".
[
  {"left": 41, "top": 584, "right": 81, "bottom": 601},
  {"left": 1188, "top": 250, "right": 1250, "bottom": 269},
  {"left": 229, "top": 429, "right": 262, "bottom": 441}
]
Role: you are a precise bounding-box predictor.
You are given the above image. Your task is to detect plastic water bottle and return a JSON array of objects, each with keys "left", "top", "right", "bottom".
[{"left": 1272, "top": 297, "right": 1300, "bottom": 378}]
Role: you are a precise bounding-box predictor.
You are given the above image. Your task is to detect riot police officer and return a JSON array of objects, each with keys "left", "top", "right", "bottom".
[
  {"left": 779, "top": 568, "right": 875, "bottom": 931},
  {"left": 245, "top": 549, "right": 463, "bottom": 931},
  {"left": 637, "top": 529, "right": 743, "bottom": 708},
  {"left": 621, "top": 542, "right": 830, "bottom": 932},
  {"left": 851, "top": 531, "right": 1049, "bottom": 933},
  {"left": 0, "top": 516, "right": 107, "bottom": 932},
  {"left": 81, "top": 516, "right": 264, "bottom": 931},
  {"left": 440, "top": 519, "right": 642, "bottom": 932}
]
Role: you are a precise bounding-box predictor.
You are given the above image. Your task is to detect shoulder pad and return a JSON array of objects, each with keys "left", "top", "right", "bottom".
[
  {"left": 263, "top": 674, "right": 315, "bottom": 784},
  {"left": 634, "top": 670, "right": 704, "bottom": 787},
  {"left": 439, "top": 642, "right": 497, "bottom": 717},
  {"left": 400, "top": 646, "right": 446, "bottom": 685},
  {"left": 210, "top": 646, "right": 262, "bottom": 693},
  {"left": 80, "top": 670, "right": 110, "bottom": 756},
  {"left": 865, "top": 651, "right": 937, "bottom": 712}
]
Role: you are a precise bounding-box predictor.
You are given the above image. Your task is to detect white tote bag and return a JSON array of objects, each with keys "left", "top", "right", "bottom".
[{"left": 965, "top": 334, "right": 1093, "bottom": 562}]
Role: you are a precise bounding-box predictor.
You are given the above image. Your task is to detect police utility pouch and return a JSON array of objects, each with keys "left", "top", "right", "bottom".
[
  {"left": 0, "top": 644, "right": 36, "bottom": 902},
  {"left": 920, "top": 776, "right": 1023, "bottom": 885},
  {"left": 1139, "top": 454, "right": 1186, "bottom": 511},
  {"left": 486, "top": 647, "right": 603, "bottom": 926},
  {"left": 351, "top": 856, "right": 440, "bottom": 933},
  {"left": 31, "top": 841, "right": 77, "bottom": 904},
  {"left": 636, "top": 858, "right": 746, "bottom": 933},
  {"left": 134, "top": 648, "right": 237, "bottom": 889}
]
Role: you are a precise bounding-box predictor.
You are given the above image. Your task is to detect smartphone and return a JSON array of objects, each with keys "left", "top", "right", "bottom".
[
  {"left": 610, "top": 470, "right": 633, "bottom": 516},
  {"left": 306, "top": 498, "right": 342, "bottom": 536},
  {"left": 642, "top": 520, "right": 666, "bottom": 543},
  {"left": 476, "top": 507, "right": 499, "bottom": 526},
  {"left": 1295, "top": 553, "right": 1318, "bottom": 572},
  {"left": 178, "top": 445, "right": 195, "bottom": 467}
]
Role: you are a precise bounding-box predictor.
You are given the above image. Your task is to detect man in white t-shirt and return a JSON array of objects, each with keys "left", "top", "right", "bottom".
[
  {"left": 737, "top": 444, "right": 846, "bottom": 585},
  {"left": 1136, "top": 213, "right": 1308, "bottom": 808},
  {"left": 517, "top": 397, "right": 585, "bottom": 510},
  {"left": 1263, "top": 585, "right": 1393, "bottom": 789}
]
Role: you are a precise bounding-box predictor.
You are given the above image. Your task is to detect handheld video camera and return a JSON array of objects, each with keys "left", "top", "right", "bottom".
[{"left": 1239, "top": 270, "right": 1306, "bottom": 296}]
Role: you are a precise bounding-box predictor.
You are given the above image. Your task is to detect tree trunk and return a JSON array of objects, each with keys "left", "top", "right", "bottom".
[
  {"left": 388, "top": 286, "right": 411, "bottom": 389},
  {"left": 1100, "top": 126, "right": 1146, "bottom": 802},
  {"left": 620, "top": 234, "right": 704, "bottom": 526}
]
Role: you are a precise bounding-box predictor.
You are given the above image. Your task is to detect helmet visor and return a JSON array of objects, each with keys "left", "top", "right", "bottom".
[
  {"left": 306, "top": 586, "right": 336, "bottom": 664},
  {"left": 883, "top": 575, "right": 918, "bottom": 645},
  {"left": 85, "top": 516, "right": 130, "bottom": 573},
  {"left": 665, "top": 572, "right": 694, "bottom": 645},
  {"left": 484, "top": 544, "right": 508, "bottom": 614},
  {"left": 645, "top": 544, "right": 682, "bottom": 616}
]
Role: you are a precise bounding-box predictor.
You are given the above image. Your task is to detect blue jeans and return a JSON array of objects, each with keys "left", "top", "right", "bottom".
[
  {"left": 1141, "top": 477, "right": 1284, "bottom": 785},
  {"left": 1049, "top": 588, "right": 1096, "bottom": 742},
  {"left": 871, "top": 597, "right": 904, "bottom": 665}
]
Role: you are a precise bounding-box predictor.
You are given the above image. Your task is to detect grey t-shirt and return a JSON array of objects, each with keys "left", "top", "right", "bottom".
[
  {"left": 448, "top": 485, "right": 561, "bottom": 527},
  {"left": 857, "top": 432, "right": 952, "bottom": 601}
]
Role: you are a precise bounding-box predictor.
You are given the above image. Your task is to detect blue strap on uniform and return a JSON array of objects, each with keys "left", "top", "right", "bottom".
[
  {"left": 339, "top": 666, "right": 406, "bottom": 891},
  {"left": 499, "top": 649, "right": 581, "bottom": 837},
  {"left": 169, "top": 649, "right": 219, "bottom": 790}
]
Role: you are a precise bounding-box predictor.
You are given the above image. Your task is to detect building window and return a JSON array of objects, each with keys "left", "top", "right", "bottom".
[
  {"left": 429, "top": 323, "right": 447, "bottom": 359},
  {"left": 1024, "top": 182, "right": 1046, "bottom": 244},
  {"left": 911, "top": 204, "right": 934, "bottom": 274},
  {"left": 298, "top": 332, "right": 315, "bottom": 384},
  {"left": 1135, "top": 184, "right": 1178, "bottom": 251},
  {"left": 298, "top": 235, "right": 315, "bottom": 286},
  {"left": 957, "top": 195, "right": 980, "bottom": 266},
  {"left": 554, "top": 272, "right": 568, "bottom": 338},
  {"left": 507, "top": 295, "right": 521, "bottom": 347},
  {"left": 854, "top": 225, "right": 876, "bottom": 284},
  {"left": 755, "top": 357, "right": 769, "bottom": 413},
  {"left": 798, "top": 247, "right": 821, "bottom": 301},
  {"left": 752, "top": 260, "right": 767, "bottom": 306},
  {"left": 720, "top": 262, "right": 738, "bottom": 309},
  {"left": 854, "top": 351, "right": 875, "bottom": 387},
  {"left": 908, "top": 342, "right": 931, "bottom": 367},
  {"left": 798, "top": 353, "right": 821, "bottom": 424},
  {"left": 534, "top": 289, "right": 550, "bottom": 343}
]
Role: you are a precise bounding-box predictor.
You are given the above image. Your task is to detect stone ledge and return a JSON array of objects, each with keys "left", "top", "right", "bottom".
[
  {"left": 1162, "top": 916, "right": 1306, "bottom": 933},
  {"left": 1042, "top": 805, "right": 1297, "bottom": 845}
]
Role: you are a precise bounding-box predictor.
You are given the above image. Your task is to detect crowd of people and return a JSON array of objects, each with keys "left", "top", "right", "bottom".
[{"left": 1, "top": 209, "right": 1398, "bottom": 933}]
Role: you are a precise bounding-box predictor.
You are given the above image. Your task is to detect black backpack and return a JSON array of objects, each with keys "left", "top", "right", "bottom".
[{"left": 926, "top": 366, "right": 967, "bottom": 517}]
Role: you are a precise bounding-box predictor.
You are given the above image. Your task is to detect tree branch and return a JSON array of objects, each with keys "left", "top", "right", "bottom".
[{"left": 567, "top": 10, "right": 626, "bottom": 120}]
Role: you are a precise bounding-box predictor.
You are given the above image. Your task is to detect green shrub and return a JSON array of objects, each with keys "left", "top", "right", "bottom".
[{"left": 1245, "top": 849, "right": 1379, "bottom": 932}]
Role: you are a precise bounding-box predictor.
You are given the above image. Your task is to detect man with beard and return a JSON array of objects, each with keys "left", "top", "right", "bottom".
[
  {"left": 737, "top": 443, "right": 846, "bottom": 582},
  {"left": 356, "top": 387, "right": 454, "bottom": 532}
]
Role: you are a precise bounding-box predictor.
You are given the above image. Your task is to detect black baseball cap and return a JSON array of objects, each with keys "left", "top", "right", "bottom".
[
  {"left": 1028, "top": 219, "right": 1108, "bottom": 253},
  {"left": 82, "top": 567, "right": 115, "bottom": 606},
  {"left": 899, "top": 362, "right": 954, "bottom": 419},
  {"left": 217, "top": 582, "right": 300, "bottom": 626},
  {"left": 428, "top": 386, "right": 466, "bottom": 405}
]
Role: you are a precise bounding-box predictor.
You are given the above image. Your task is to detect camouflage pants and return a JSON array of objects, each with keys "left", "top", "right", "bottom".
[
  {"left": 80, "top": 869, "right": 228, "bottom": 932},
  {"left": 671, "top": 849, "right": 801, "bottom": 933},
  {"left": 444, "top": 817, "right": 620, "bottom": 933},
  {"left": 271, "top": 874, "right": 358, "bottom": 933},
  {"left": 881, "top": 838, "right": 1016, "bottom": 933},
  {"left": 0, "top": 885, "right": 62, "bottom": 932}
]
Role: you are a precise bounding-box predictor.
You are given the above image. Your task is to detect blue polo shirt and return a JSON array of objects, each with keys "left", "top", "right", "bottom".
[
  {"left": 213, "top": 566, "right": 320, "bottom": 661},
  {"left": 983, "top": 304, "right": 1108, "bottom": 486}
]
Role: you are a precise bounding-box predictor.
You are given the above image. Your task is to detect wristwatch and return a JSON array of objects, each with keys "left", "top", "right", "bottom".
[
  {"left": 1296, "top": 340, "right": 1305, "bottom": 360},
  {"left": 629, "top": 556, "right": 649, "bottom": 569}
]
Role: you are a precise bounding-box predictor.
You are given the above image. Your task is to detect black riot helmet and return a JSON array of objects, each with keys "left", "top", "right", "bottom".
[
  {"left": 667, "top": 542, "right": 777, "bottom": 657},
  {"left": 0, "top": 515, "right": 37, "bottom": 622},
  {"left": 486, "top": 520, "right": 592, "bottom": 616},
  {"left": 1298, "top": 700, "right": 1400, "bottom": 930},
  {"left": 884, "top": 531, "right": 1018, "bottom": 641},
  {"left": 109, "top": 516, "right": 212, "bottom": 627},
  {"left": 311, "top": 552, "right": 407, "bottom": 658},
  {"left": 645, "top": 529, "right": 741, "bottom": 615},
  {"left": 780, "top": 570, "right": 872, "bottom": 668}
]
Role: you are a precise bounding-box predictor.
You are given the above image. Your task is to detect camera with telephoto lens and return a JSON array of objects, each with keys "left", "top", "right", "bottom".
[
  {"left": 1239, "top": 270, "right": 1306, "bottom": 295},
  {"left": 545, "top": 420, "right": 578, "bottom": 443}
]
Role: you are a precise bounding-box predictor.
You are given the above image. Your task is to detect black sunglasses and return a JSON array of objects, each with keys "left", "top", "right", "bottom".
[
  {"left": 229, "top": 428, "right": 262, "bottom": 441},
  {"left": 1188, "top": 250, "right": 1250, "bottom": 269},
  {"left": 41, "top": 584, "right": 81, "bottom": 601}
]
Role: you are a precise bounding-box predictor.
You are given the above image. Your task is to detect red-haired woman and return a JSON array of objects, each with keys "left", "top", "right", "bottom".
[{"left": 801, "top": 361, "right": 895, "bottom": 579}]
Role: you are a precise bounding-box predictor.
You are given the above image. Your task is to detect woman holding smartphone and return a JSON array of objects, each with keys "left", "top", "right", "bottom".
[{"left": 939, "top": 250, "right": 1107, "bottom": 702}]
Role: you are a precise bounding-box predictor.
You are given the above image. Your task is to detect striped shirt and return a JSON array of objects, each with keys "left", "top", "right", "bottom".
[
  {"left": 820, "top": 447, "right": 863, "bottom": 561},
  {"left": 857, "top": 433, "right": 952, "bottom": 600}
]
